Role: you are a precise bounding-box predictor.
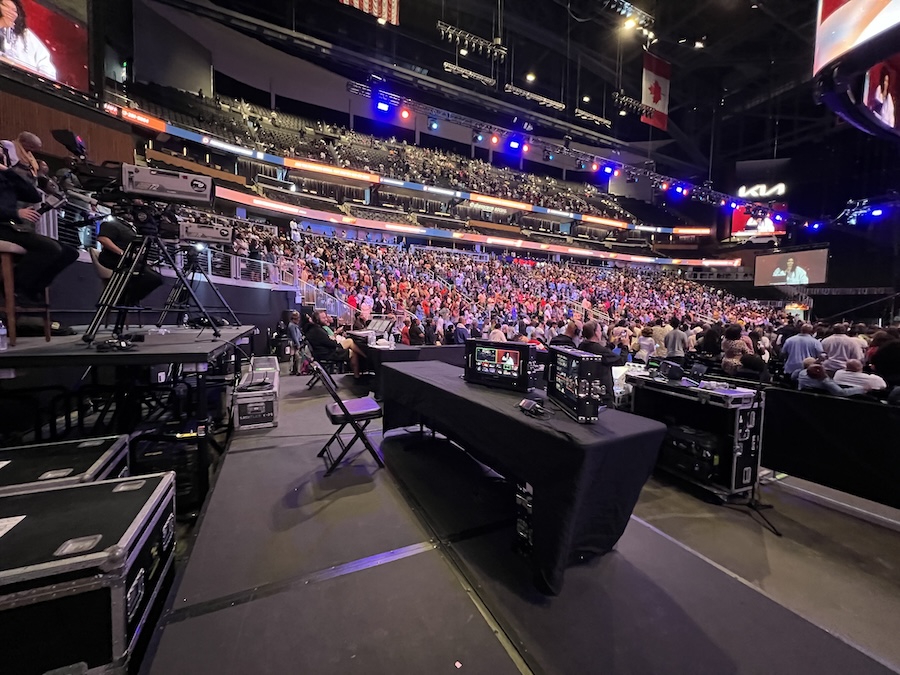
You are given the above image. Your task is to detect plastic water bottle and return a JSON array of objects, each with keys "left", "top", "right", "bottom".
[{"left": 0, "top": 321, "right": 7, "bottom": 352}]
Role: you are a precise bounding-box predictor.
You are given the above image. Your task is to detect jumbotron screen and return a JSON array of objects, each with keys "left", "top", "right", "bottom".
[
  {"left": 754, "top": 249, "right": 829, "bottom": 287},
  {"left": 731, "top": 210, "right": 787, "bottom": 238},
  {"left": 0, "top": 0, "right": 89, "bottom": 91},
  {"left": 815, "top": 0, "right": 900, "bottom": 75},
  {"left": 862, "top": 55, "right": 900, "bottom": 130}
]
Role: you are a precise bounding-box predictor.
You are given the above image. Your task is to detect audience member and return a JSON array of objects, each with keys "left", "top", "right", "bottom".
[
  {"left": 822, "top": 324, "right": 865, "bottom": 376},
  {"left": 781, "top": 324, "right": 824, "bottom": 375},
  {"left": 798, "top": 363, "right": 867, "bottom": 397},
  {"left": 834, "top": 359, "right": 887, "bottom": 392}
]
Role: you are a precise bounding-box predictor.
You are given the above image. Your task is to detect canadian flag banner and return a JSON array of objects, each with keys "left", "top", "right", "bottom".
[
  {"left": 641, "top": 53, "right": 671, "bottom": 132},
  {"left": 340, "top": 0, "right": 400, "bottom": 26}
]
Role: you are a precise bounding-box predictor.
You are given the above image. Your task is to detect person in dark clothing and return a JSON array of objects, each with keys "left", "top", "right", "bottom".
[
  {"left": 408, "top": 316, "right": 425, "bottom": 345},
  {"left": 423, "top": 317, "right": 437, "bottom": 345},
  {"left": 0, "top": 168, "right": 77, "bottom": 305},
  {"left": 96, "top": 216, "right": 163, "bottom": 306},
  {"left": 549, "top": 319, "right": 581, "bottom": 348},
  {"left": 577, "top": 320, "right": 627, "bottom": 406},
  {"left": 453, "top": 321, "right": 471, "bottom": 344},
  {"left": 305, "top": 309, "right": 362, "bottom": 377},
  {"left": 470, "top": 322, "right": 482, "bottom": 339},
  {"left": 734, "top": 353, "right": 772, "bottom": 383},
  {"left": 697, "top": 328, "right": 722, "bottom": 357}
]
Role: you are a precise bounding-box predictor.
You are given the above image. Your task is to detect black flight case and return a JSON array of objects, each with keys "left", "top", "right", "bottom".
[
  {"left": 0, "top": 472, "right": 176, "bottom": 675},
  {"left": 0, "top": 435, "right": 130, "bottom": 497}
]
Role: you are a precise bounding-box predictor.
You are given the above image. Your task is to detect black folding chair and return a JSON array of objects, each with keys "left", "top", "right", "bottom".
[
  {"left": 305, "top": 342, "right": 346, "bottom": 390},
  {"left": 313, "top": 361, "right": 384, "bottom": 476}
]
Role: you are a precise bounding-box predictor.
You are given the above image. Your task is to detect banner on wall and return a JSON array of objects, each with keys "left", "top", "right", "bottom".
[
  {"left": 641, "top": 54, "right": 670, "bottom": 131},
  {"left": 339, "top": 0, "right": 399, "bottom": 25}
]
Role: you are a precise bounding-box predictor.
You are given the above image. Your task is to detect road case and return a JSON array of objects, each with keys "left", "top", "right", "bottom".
[
  {"left": 0, "top": 435, "right": 129, "bottom": 497},
  {"left": 0, "top": 472, "right": 176, "bottom": 675}
]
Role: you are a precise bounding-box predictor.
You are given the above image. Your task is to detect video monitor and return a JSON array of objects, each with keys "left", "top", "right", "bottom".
[
  {"left": 754, "top": 249, "right": 829, "bottom": 287},
  {"left": 862, "top": 56, "right": 900, "bottom": 130},
  {"left": 731, "top": 210, "right": 787, "bottom": 238},
  {"left": 0, "top": 0, "right": 89, "bottom": 91},
  {"left": 814, "top": 0, "right": 900, "bottom": 76},
  {"left": 464, "top": 339, "right": 537, "bottom": 392},
  {"left": 546, "top": 346, "right": 606, "bottom": 423},
  {"left": 474, "top": 345, "right": 521, "bottom": 379}
]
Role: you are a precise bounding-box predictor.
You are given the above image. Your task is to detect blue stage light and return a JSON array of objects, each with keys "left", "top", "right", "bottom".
[
  {"left": 376, "top": 101, "right": 390, "bottom": 112},
  {"left": 872, "top": 209, "right": 884, "bottom": 217},
  {"left": 509, "top": 140, "right": 521, "bottom": 150},
  {"left": 603, "top": 166, "right": 613, "bottom": 174}
]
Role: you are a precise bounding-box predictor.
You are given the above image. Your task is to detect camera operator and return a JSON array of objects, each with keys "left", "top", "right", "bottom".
[
  {"left": 96, "top": 214, "right": 163, "bottom": 306},
  {"left": 0, "top": 167, "right": 77, "bottom": 305}
]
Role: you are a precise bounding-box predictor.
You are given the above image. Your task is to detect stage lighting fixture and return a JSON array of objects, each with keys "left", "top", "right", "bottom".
[
  {"left": 591, "top": 162, "right": 600, "bottom": 172},
  {"left": 812, "top": 222, "right": 821, "bottom": 229},
  {"left": 682, "top": 187, "right": 688, "bottom": 195},
  {"left": 582, "top": 95, "right": 591, "bottom": 103},
  {"left": 459, "top": 48, "right": 469, "bottom": 56},
  {"left": 872, "top": 209, "right": 884, "bottom": 217},
  {"left": 576, "top": 160, "right": 587, "bottom": 170},
  {"left": 614, "top": 169, "right": 621, "bottom": 177},
  {"left": 474, "top": 131, "right": 484, "bottom": 142},
  {"left": 624, "top": 18, "right": 636, "bottom": 29},
  {"left": 730, "top": 202, "right": 738, "bottom": 209},
  {"left": 400, "top": 108, "right": 411, "bottom": 119},
  {"left": 543, "top": 150, "right": 555, "bottom": 161},
  {"left": 694, "top": 40, "right": 705, "bottom": 49},
  {"left": 774, "top": 214, "right": 784, "bottom": 221},
  {"left": 428, "top": 117, "right": 439, "bottom": 130},
  {"left": 526, "top": 73, "right": 536, "bottom": 83},
  {"left": 509, "top": 140, "right": 521, "bottom": 150},
  {"left": 491, "top": 135, "right": 500, "bottom": 145},
  {"left": 619, "top": 109, "right": 627, "bottom": 116},
  {"left": 377, "top": 101, "right": 391, "bottom": 112},
  {"left": 675, "top": 186, "right": 683, "bottom": 194},
  {"left": 603, "top": 166, "right": 613, "bottom": 174},
  {"left": 661, "top": 182, "right": 669, "bottom": 191},
  {"left": 522, "top": 144, "right": 530, "bottom": 153},
  {"left": 377, "top": 17, "right": 387, "bottom": 26}
]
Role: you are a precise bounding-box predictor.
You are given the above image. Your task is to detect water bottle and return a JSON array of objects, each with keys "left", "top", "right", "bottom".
[
  {"left": 0, "top": 321, "right": 7, "bottom": 351},
  {"left": 389, "top": 336, "right": 395, "bottom": 350}
]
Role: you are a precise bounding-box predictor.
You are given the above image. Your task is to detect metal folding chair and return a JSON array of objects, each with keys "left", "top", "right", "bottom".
[
  {"left": 313, "top": 361, "right": 384, "bottom": 476},
  {"left": 304, "top": 341, "right": 346, "bottom": 389}
]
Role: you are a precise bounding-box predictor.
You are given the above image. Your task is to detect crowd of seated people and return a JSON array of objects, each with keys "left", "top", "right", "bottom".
[{"left": 121, "top": 85, "right": 651, "bottom": 228}]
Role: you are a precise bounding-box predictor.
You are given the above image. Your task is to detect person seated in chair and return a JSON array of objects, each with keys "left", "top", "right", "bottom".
[
  {"left": 306, "top": 309, "right": 364, "bottom": 378},
  {"left": 798, "top": 363, "right": 866, "bottom": 397},
  {"left": 0, "top": 167, "right": 77, "bottom": 306},
  {"left": 834, "top": 359, "right": 887, "bottom": 392},
  {"left": 96, "top": 214, "right": 163, "bottom": 307}
]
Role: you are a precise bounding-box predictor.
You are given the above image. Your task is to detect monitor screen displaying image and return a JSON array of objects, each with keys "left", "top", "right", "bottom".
[
  {"left": 815, "top": 0, "right": 900, "bottom": 75},
  {"left": 0, "top": 0, "right": 88, "bottom": 91},
  {"left": 754, "top": 249, "right": 829, "bottom": 287},
  {"left": 474, "top": 346, "right": 521, "bottom": 379}
]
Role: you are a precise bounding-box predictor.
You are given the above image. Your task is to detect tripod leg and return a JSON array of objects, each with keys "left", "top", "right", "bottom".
[
  {"left": 195, "top": 266, "right": 240, "bottom": 327},
  {"left": 83, "top": 238, "right": 151, "bottom": 344}
]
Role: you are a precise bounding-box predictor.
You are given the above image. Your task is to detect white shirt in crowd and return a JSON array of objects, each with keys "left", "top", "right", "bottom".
[
  {"left": 488, "top": 328, "right": 506, "bottom": 342},
  {"left": 833, "top": 370, "right": 887, "bottom": 392},
  {"left": 821, "top": 334, "right": 865, "bottom": 372}
]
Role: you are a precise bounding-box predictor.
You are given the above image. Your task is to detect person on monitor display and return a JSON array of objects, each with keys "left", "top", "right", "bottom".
[
  {"left": 874, "top": 67, "right": 896, "bottom": 128},
  {"left": 0, "top": 0, "right": 57, "bottom": 80},
  {"left": 578, "top": 320, "right": 627, "bottom": 406},
  {"left": 771, "top": 257, "right": 809, "bottom": 285}
]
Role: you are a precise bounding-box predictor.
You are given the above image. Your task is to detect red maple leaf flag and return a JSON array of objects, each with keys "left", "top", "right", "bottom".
[
  {"left": 641, "top": 53, "right": 671, "bottom": 131},
  {"left": 340, "top": 0, "right": 400, "bottom": 25}
]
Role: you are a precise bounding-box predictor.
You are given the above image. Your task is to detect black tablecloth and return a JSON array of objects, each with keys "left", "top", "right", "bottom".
[
  {"left": 382, "top": 361, "right": 666, "bottom": 594},
  {"left": 364, "top": 344, "right": 465, "bottom": 398}
]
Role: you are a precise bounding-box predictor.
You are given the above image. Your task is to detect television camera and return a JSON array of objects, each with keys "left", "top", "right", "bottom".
[{"left": 49, "top": 130, "right": 239, "bottom": 343}]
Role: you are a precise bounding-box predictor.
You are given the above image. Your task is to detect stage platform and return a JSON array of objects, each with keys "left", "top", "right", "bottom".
[
  {"left": 0, "top": 326, "right": 255, "bottom": 368},
  {"left": 138, "top": 373, "right": 897, "bottom": 675}
]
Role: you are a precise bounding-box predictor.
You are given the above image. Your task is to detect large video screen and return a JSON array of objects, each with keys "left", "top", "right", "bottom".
[
  {"left": 0, "top": 0, "right": 89, "bottom": 91},
  {"left": 731, "top": 210, "right": 787, "bottom": 238},
  {"left": 862, "top": 55, "right": 900, "bottom": 129},
  {"left": 755, "top": 249, "right": 829, "bottom": 287},
  {"left": 815, "top": 0, "right": 900, "bottom": 75}
]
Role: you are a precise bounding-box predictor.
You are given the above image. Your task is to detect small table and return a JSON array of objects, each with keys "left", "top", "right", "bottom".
[{"left": 381, "top": 361, "right": 666, "bottom": 594}]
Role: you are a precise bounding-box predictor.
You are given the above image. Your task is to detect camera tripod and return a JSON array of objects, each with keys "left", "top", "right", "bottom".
[{"left": 82, "top": 235, "right": 239, "bottom": 344}]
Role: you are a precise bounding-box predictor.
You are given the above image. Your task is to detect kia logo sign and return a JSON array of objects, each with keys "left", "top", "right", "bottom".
[
  {"left": 737, "top": 183, "right": 786, "bottom": 199},
  {"left": 191, "top": 179, "right": 207, "bottom": 192}
]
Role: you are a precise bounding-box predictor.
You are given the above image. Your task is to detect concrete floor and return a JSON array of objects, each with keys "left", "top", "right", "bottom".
[
  {"left": 633, "top": 475, "right": 900, "bottom": 672},
  {"left": 238, "top": 369, "right": 900, "bottom": 673}
]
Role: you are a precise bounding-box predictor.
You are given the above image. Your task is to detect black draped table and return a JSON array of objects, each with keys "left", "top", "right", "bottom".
[{"left": 381, "top": 361, "right": 666, "bottom": 594}]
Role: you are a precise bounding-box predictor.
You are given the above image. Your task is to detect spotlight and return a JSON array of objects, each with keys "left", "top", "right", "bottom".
[
  {"left": 543, "top": 150, "right": 555, "bottom": 161},
  {"left": 194, "top": 242, "right": 206, "bottom": 251},
  {"left": 682, "top": 187, "right": 689, "bottom": 195},
  {"left": 427, "top": 117, "right": 439, "bottom": 131},
  {"left": 613, "top": 169, "right": 621, "bottom": 177},
  {"left": 509, "top": 140, "right": 521, "bottom": 150},
  {"left": 675, "top": 186, "right": 683, "bottom": 194},
  {"left": 619, "top": 109, "right": 627, "bottom": 116},
  {"left": 603, "top": 166, "right": 613, "bottom": 174},
  {"left": 872, "top": 209, "right": 884, "bottom": 217},
  {"left": 377, "top": 17, "right": 387, "bottom": 26},
  {"left": 459, "top": 48, "right": 469, "bottom": 56},
  {"left": 624, "top": 18, "right": 636, "bottom": 29},
  {"left": 473, "top": 131, "right": 484, "bottom": 142},
  {"left": 591, "top": 162, "right": 600, "bottom": 172},
  {"left": 812, "top": 222, "right": 820, "bottom": 230},
  {"left": 582, "top": 95, "right": 591, "bottom": 103},
  {"left": 377, "top": 101, "right": 391, "bottom": 112},
  {"left": 694, "top": 40, "right": 705, "bottom": 49},
  {"left": 774, "top": 214, "right": 784, "bottom": 222},
  {"left": 526, "top": 72, "right": 536, "bottom": 83},
  {"left": 660, "top": 182, "right": 669, "bottom": 191},
  {"left": 730, "top": 202, "right": 738, "bottom": 209},
  {"left": 400, "top": 108, "right": 411, "bottom": 119},
  {"left": 491, "top": 135, "right": 500, "bottom": 145},
  {"left": 576, "top": 160, "right": 587, "bottom": 170},
  {"left": 522, "top": 143, "right": 530, "bottom": 153}
]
